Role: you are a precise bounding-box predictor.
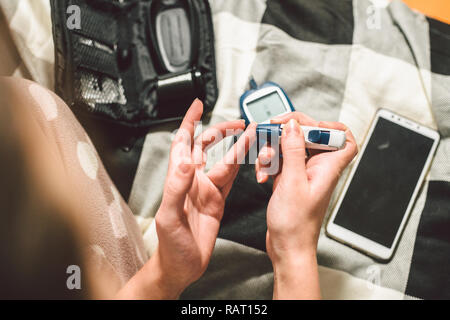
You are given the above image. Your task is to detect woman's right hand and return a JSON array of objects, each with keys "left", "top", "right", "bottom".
[{"left": 256, "top": 112, "right": 358, "bottom": 299}]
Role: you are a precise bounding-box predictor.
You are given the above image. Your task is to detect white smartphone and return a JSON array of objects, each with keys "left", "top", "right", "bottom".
[{"left": 326, "top": 109, "right": 440, "bottom": 261}]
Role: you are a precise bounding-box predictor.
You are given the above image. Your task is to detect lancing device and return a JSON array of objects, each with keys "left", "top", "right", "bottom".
[
  {"left": 256, "top": 123, "right": 346, "bottom": 151},
  {"left": 240, "top": 78, "right": 346, "bottom": 151}
]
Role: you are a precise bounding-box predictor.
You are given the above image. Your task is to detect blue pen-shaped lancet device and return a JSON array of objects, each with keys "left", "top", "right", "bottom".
[{"left": 256, "top": 124, "right": 346, "bottom": 151}]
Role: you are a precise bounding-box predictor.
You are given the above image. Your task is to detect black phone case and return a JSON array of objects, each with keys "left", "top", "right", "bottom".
[
  {"left": 50, "top": 0, "right": 218, "bottom": 200},
  {"left": 50, "top": 0, "right": 218, "bottom": 128}
]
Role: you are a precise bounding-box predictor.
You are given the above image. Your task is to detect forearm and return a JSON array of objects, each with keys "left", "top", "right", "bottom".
[
  {"left": 272, "top": 250, "right": 321, "bottom": 300},
  {"left": 116, "top": 250, "right": 183, "bottom": 300}
]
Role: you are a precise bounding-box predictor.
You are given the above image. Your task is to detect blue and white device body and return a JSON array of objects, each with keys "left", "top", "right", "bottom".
[{"left": 240, "top": 79, "right": 346, "bottom": 151}]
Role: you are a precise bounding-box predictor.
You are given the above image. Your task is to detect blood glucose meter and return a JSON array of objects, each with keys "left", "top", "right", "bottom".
[
  {"left": 240, "top": 79, "right": 346, "bottom": 151},
  {"left": 240, "top": 79, "right": 294, "bottom": 125}
]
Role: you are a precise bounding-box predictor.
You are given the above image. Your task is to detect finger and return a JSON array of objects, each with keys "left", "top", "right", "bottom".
[
  {"left": 307, "top": 121, "right": 358, "bottom": 195},
  {"left": 255, "top": 144, "right": 278, "bottom": 183},
  {"left": 208, "top": 122, "right": 257, "bottom": 189},
  {"left": 271, "top": 111, "right": 319, "bottom": 127},
  {"left": 255, "top": 158, "right": 269, "bottom": 184},
  {"left": 173, "top": 98, "right": 203, "bottom": 148},
  {"left": 221, "top": 165, "right": 240, "bottom": 198},
  {"left": 160, "top": 160, "right": 195, "bottom": 216},
  {"left": 258, "top": 144, "right": 277, "bottom": 166},
  {"left": 272, "top": 171, "right": 282, "bottom": 191},
  {"left": 270, "top": 112, "right": 319, "bottom": 162},
  {"left": 163, "top": 99, "right": 203, "bottom": 216},
  {"left": 195, "top": 120, "right": 246, "bottom": 150},
  {"left": 307, "top": 149, "right": 323, "bottom": 158},
  {"left": 170, "top": 99, "right": 204, "bottom": 165},
  {"left": 192, "top": 120, "right": 246, "bottom": 166},
  {"left": 318, "top": 121, "right": 358, "bottom": 169},
  {"left": 280, "top": 119, "right": 308, "bottom": 185}
]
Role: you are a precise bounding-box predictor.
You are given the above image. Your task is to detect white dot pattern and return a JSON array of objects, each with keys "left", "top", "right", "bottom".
[
  {"left": 28, "top": 83, "right": 58, "bottom": 121},
  {"left": 77, "top": 141, "right": 99, "bottom": 180},
  {"left": 109, "top": 186, "right": 127, "bottom": 239}
]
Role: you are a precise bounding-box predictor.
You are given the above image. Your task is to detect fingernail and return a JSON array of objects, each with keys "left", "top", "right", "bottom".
[
  {"left": 256, "top": 172, "right": 264, "bottom": 183},
  {"left": 271, "top": 116, "right": 283, "bottom": 121},
  {"left": 286, "top": 119, "right": 300, "bottom": 135}
]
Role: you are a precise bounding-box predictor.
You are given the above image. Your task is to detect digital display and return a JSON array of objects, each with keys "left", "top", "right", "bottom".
[
  {"left": 334, "top": 117, "right": 434, "bottom": 248},
  {"left": 246, "top": 91, "right": 288, "bottom": 123}
]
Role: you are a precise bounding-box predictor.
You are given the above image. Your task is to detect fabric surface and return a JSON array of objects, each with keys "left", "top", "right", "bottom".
[
  {"left": 0, "top": 0, "right": 53, "bottom": 87},
  {"left": 2, "top": 0, "right": 449, "bottom": 299},
  {"left": 2, "top": 77, "right": 148, "bottom": 290},
  {"left": 135, "top": 0, "right": 450, "bottom": 300}
]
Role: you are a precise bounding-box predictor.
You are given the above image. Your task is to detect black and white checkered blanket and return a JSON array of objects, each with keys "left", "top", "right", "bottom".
[
  {"left": 164, "top": 0, "right": 448, "bottom": 300},
  {"left": 2, "top": 0, "right": 449, "bottom": 299}
]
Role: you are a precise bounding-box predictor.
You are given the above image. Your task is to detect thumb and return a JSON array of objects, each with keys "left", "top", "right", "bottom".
[
  {"left": 161, "top": 158, "right": 195, "bottom": 215},
  {"left": 280, "top": 119, "right": 307, "bottom": 185}
]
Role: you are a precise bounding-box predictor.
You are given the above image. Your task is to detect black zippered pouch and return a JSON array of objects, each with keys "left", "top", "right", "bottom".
[{"left": 51, "top": 0, "right": 218, "bottom": 128}]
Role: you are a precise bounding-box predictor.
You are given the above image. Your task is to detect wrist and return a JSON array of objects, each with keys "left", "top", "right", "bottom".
[
  {"left": 272, "top": 248, "right": 317, "bottom": 277},
  {"left": 271, "top": 250, "right": 321, "bottom": 300},
  {"left": 117, "top": 249, "right": 185, "bottom": 300},
  {"left": 145, "top": 249, "right": 186, "bottom": 299}
]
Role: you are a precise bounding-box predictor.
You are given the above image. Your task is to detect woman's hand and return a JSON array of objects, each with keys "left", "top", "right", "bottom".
[
  {"left": 118, "top": 99, "right": 256, "bottom": 299},
  {"left": 255, "top": 112, "right": 357, "bottom": 299}
]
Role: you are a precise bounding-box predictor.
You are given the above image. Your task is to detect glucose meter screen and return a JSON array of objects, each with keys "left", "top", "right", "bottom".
[
  {"left": 334, "top": 117, "right": 434, "bottom": 248},
  {"left": 247, "top": 91, "right": 287, "bottom": 123}
]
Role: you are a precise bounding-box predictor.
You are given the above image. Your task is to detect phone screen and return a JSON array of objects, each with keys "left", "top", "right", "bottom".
[
  {"left": 247, "top": 91, "right": 287, "bottom": 123},
  {"left": 333, "top": 117, "right": 434, "bottom": 248}
]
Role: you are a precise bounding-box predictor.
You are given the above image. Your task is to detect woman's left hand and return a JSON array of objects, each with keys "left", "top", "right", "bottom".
[{"left": 118, "top": 99, "right": 256, "bottom": 299}]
